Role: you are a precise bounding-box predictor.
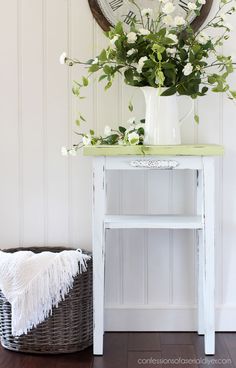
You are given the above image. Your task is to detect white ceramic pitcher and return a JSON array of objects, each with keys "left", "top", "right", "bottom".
[{"left": 141, "top": 86, "right": 194, "bottom": 145}]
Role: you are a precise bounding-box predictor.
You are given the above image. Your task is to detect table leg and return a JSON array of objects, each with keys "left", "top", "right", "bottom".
[
  {"left": 196, "top": 170, "right": 205, "bottom": 335},
  {"left": 203, "top": 157, "right": 215, "bottom": 355},
  {"left": 197, "top": 229, "right": 205, "bottom": 335},
  {"left": 92, "top": 157, "right": 106, "bottom": 355}
]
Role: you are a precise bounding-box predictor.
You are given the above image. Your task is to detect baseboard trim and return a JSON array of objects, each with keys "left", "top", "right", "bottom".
[{"left": 104, "top": 305, "right": 236, "bottom": 331}]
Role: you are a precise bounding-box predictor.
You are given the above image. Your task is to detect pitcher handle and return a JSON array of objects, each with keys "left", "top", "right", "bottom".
[{"left": 178, "top": 97, "right": 194, "bottom": 126}]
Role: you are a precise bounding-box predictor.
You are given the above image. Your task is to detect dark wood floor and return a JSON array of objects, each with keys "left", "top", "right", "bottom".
[{"left": 0, "top": 332, "right": 236, "bottom": 368}]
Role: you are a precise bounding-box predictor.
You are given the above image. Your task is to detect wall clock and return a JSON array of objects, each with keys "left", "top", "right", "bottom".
[{"left": 88, "top": 0, "right": 213, "bottom": 32}]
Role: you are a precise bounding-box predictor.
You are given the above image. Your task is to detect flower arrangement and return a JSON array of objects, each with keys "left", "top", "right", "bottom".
[
  {"left": 61, "top": 118, "right": 145, "bottom": 156},
  {"left": 61, "top": 0, "right": 236, "bottom": 153}
]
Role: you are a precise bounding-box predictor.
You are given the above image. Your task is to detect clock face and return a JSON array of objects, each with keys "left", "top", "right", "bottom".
[{"left": 89, "top": 0, "right": 213, "bottom": 32}]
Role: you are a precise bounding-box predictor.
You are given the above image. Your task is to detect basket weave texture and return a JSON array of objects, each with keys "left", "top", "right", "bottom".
[{"left": 0, "top": 247, "right": 93, "bottom": 354}]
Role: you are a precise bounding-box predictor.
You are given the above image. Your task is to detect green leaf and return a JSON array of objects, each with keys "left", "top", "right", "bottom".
[
  {"left": 157, "top": 28, "right": 166, "bottom": 38},
  {"left": 75, "top": 119, "right": 81, "bottom": 126},
  {"left": 80, "top": 114, "right": 86, "bottom": 122},
  {"left": 194, "top": 114, "right": 199, "bottom": 124},
  {"left": 201, "top": 86, "right": 208, "bottom": 95},
  {"left": 162, "top": 62, "right": 175, "bottom": 69},
  {"left": 128, "top": 100, "right": 133, "bottom": 112},
  {"left": 88, "top": 64, "right": 100, "bottom": 73},
  {"left": 73, "top": 80, "right": 82, "bottom": 87},
  {"left": 208, "top": 76, "right": 216, "bottom": 84},
  {"left": 192, "top": 44, "right": 201, "bottom": 54},
  {"left": 161, "top": 86, "right": 176, "bottom": 96},
  {"left": 119, "top": 126, "right": 126, "bottom": 134},
  {"left": 179, "top": 49, "right": 188, "bottom": 61},
  {"left": 90, "top": 129, "right": 95, "bottom": 136},
  {"left": 105, "top": 81, "right": 112, "bottom": 90},
  {"left": 82, "top": 76, "right": 89, "bottom": 86},
  {"left": 99, "top": 74, "right": 107, "bottom": 82},
  {"left": 105, "top": 134, "right": 119, "bottom": 145},
  {"left": 99, "top": 49, "right": 107, "bottom": 62},
  {"left": 230, "top": 90, "right": 236, "bottom": 99},
  {"left": 156, "top": 70, "right": 165, "bottom": 85},
  {"left": 103, "top": 65, "right": 112, "bottom": 75},
  {"left": 114, "top": 21, "right": 123, "bottom": 35},
  {"left": 72, "top": 87, "right": 80, "bottom": 96},
  {"left": 152, "top": 44, "right": 165, "bottom": 54},
  {"left": 164, "top": 68, "right": 176, "bottom": 84},
  {"left": 124, "top": 68, "right": 134, "bottom": 84},
  {"left": 137, "top": 127, "right": 144, "bottom": 135},
  {"left": 164, "top": 37, "right": 177, "bottom": 45}
]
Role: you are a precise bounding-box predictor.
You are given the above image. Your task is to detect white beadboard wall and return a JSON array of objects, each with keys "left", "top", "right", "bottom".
[{"left": 0, "top": 0, "right": 236, "bottom": 330}]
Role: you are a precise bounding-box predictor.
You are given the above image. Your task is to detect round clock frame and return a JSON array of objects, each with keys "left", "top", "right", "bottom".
[{"left": 88, "top": 0, "right": 213, "bottom": 32}]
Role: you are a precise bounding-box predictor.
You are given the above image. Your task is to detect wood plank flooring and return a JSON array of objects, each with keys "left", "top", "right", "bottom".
[{"left": 0, "top": 332, "right": 235, "bottom": 368}]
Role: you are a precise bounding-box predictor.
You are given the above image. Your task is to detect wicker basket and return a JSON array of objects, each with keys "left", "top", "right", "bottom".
[{"left": 0, "top": 247, "right": 93, "bottom": 354}]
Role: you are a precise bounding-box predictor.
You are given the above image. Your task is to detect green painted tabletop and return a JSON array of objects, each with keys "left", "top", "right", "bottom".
[{"left": 83, "top": 144, "right": 224, "bottom": 156}]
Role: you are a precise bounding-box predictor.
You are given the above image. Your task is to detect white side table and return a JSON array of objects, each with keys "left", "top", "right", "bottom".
[{"left": 84, "top": 144, "right": 224, "bottom": 356}]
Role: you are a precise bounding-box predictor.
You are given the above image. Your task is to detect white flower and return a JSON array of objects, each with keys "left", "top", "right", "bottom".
[
  {"left": 196, "top": 31, "right": 209, "bottom": 44},
  {"left": 167, "top": 33, "right": 178, "bottom": 44},
  {"left": 127, "top": 48, "right": 137, "bottom": 56},
  {"left": 110, "top": 35, "right": 119, "bottom": 45},
  {"left": 128, "top": 131, "right": 140, "bottom": 145},
  {"left": 127, "top": 117, "right": 136, "bottom": 125},
  {"left": 59, "top": 52, "right": 67, "bottom": 65},
  {"left": 92, "top": 57, "right": 99, "bottom": 64},
  {"left": 183, "top": 62, "right": 193, "bottom": 76},
  {"left": 166, "top": 47, "right": 177, "bottom": 56},
  {"left": 162, "top": 2, "right": 175, "bottom": 14},
  {"left": 69, "top": 148, "right": 77, "bottom": 156},
  {"left": 82, "top": 135, "right": 91, "bottom": 146},
  {"left": 141, "top": 8, "right": 153, "bottom": 17},
  {"left": 198, "top": 0, "right": 206, "bottom": 3},
  {"left": 174, "top": 16, "right": 186, "bottom": 26},
  {"left": 139, "top": 28, "right": 151, "bottom": 35},
  {"left": 127, "top": 32, "right": 137, "bottom": 44},
  {"left": 104, "top": 125, "right": 112, "bottom": 136},
  {"left": 61, "top": 146, "right": 68, "bottom": 156},
  {"left": 137, "top": 56, "right": 148, "bottom": 73},
  {"left": 163, "top": 15, "right": 174, "bottom": 26},
  {"left": 188, "top": 2, "right": 197, "bottom": 10}
]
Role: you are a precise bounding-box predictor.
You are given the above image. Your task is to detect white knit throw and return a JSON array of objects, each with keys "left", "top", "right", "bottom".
[{"left": 0, "top": 249, "right": 90, "bottom": 336}]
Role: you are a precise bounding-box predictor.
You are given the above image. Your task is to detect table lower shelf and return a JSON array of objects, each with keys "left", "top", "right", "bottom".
[{"left": 104, "top": 215, "right": 203, "bottom": 229}]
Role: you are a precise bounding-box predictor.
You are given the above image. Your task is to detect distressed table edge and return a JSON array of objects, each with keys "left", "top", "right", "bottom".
[{"left": 83, "top": 145, "right": 224, "bottom": 156}]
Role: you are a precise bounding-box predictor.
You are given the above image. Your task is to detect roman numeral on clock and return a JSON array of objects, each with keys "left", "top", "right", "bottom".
[
  {"left": 179, "top": 0, "right": 189, "bottom": 12},
  {"left": 109, "top": 0, "right": 123, "bottom": 11},
  {"left": 123, "top": 10, "right": 136, "bottom": 24}
]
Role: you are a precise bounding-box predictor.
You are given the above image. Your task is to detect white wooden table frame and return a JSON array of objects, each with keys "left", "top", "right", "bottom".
[{"left": 92, "top": 154, "right": 216, "bottom": 356}]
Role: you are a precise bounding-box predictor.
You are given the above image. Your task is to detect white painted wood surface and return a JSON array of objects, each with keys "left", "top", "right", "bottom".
[
  {"left": 196, "top": 170, "right": 205, "bottom": 336},
  {"left": 104, "top": 215, "right": 203, "bottom": 229},
  {"left": 202, "top": 157, "right": 215, "bottom": 354},
  {"left": 106, "top": 155, "right": 202, "bottom": 170},
  {"left": 94, "top": 154, "right": 216, "bottom": 354},
  {"left": 92, "top": 157, "right": 106, "bottom": 355},
  {"left": 0, "top": 0, "right": 236, "bottom": 331}
]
